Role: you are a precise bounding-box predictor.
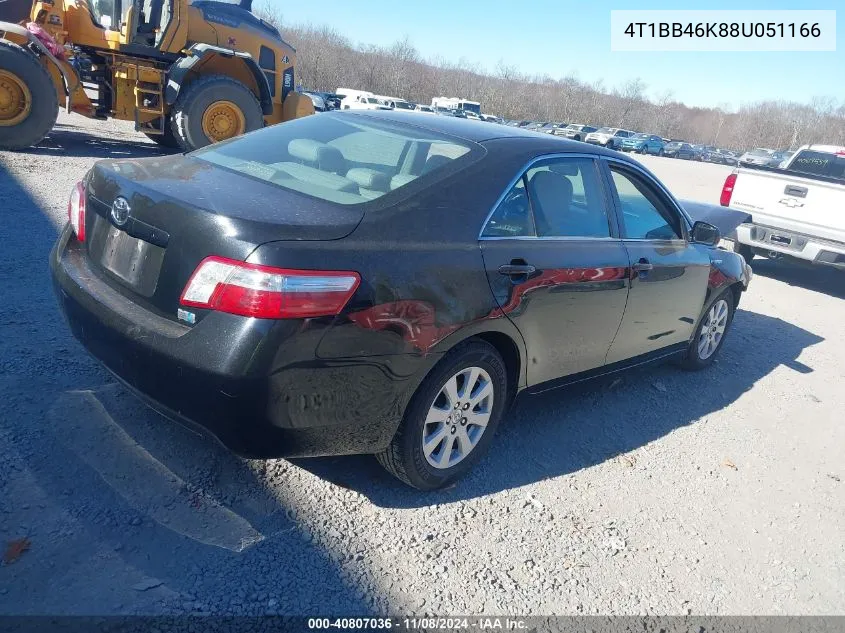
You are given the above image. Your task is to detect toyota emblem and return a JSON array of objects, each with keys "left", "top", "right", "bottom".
[{"left": 111, "top": 196, "right": 131, "bottom": 226}]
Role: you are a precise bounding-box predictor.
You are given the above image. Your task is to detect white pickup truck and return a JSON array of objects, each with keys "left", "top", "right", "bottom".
[{"left": 720, "top": 144, "right": 845, "bottom": 270}]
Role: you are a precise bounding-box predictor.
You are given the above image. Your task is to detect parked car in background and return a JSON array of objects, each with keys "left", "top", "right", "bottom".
[
  {"left": 415, "top": 105, "right": 435, "bottom": 114},
  {"left": 702, "top": 148, "right": 738, "bottom": 165},
  {"left": 738, "top": 148, "right": 776, "bottom": 168},
  {"left": 664, "top": 142, "right": 698, "bottom": 160},
  {"left": 480, "top": 114, "right": 503, "bottom": 124},
  {"left": 377, "top": 97, "right": 415, "bottom": 111},
  {"left": 763, "top": 150, "right": 791, "bottom": 168},
  {"left": 521, "top": 122, "right": 548, "bottom": 133},
  {"left": 302, "top": 91, "right": 328, "bottom": 112},
  {"left": 557, "top": 124, "right": 597, "bottom": 141},
  {"left": 462, "top": 110, "right": 483, "bottom": 121},
  {"left": 306, "top": 92, "right": 342, "bottom": 111},
  {"left": 584, "top": 127, "right": 633, "bottom": 150},
  {"left": 537, "top": 122, "right": 567, "bottom": 134},
  {"left": 776, "top": 151, "right": 795, "bottom": 168},
  {"left": 721, "top": 144, "right": 845, "bottom": 271},
  {"left": 620, "top": 133, "right": 665, "bottom": 155},
  {"left": 690, "top": 145, "right": 710, "bottom": 161},
  {"left": 337, "top": 89, "right": 393, "bottom": 111},
  {"left": 53, "top": 110, "right": 750, "bottom": 490},
  {"left": 434, "top": 106, "right": 457, "bottom": 116}
]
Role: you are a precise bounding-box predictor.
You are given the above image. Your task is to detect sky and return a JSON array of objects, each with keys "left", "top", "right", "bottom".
[{"left": 267, "top": 0, "right": 844, "bottom": 111}]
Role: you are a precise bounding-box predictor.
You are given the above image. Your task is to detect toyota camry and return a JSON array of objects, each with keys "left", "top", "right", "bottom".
[{"left": 51, "top": 111, "right": 752, "bottom": 490}]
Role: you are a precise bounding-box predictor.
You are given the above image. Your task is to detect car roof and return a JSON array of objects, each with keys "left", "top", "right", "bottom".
[{"left": 327, "top": 110, "right": 633, "bottom": 158}]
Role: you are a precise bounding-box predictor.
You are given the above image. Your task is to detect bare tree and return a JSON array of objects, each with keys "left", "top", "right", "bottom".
[{"left": 256, "top": 11, "right": 845, "bottom": 150}]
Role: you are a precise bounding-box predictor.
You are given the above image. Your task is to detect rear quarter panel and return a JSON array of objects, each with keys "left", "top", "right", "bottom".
[{"left": 247, "top": 146, "right": 537, "bottom": 428}]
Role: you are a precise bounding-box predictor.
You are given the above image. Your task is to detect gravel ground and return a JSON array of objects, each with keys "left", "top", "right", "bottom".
[{"left": 0, "top": 114, "right": 843, "bottom": 616}]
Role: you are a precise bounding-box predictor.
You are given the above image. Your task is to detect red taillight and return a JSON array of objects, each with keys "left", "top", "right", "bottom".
[
  {"left": 67, "top": 181, "right": 86, "bottom": 242},
  {"left": 180, "top": 256, "right": 360, "bottom": 319},
  {"left": 720, "top": 173, "right": 737, "bottom": 207}
]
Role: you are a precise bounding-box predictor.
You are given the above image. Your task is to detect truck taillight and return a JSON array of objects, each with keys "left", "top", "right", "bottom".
[
  {"left": 720, "top": 173, "right": 737, "bottom": 207},
  {"left": 67, "top": 181, "right": 86, "bottom": 242},
  {"left": 180, "top": 256, "right": 360, "bottom": 319}
]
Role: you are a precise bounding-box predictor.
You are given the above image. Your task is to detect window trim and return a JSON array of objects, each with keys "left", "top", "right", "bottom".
[
  {"left": 478, "top": 153, "right": 621, "bottom": 241},
  {"left": 600, "top": 156, "right": 692, "bottom": 242}
]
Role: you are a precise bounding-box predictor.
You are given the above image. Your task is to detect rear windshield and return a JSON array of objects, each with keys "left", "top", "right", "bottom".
[
  {"left": 393, "top": 101, "right": 415, "bottom": 110},
  {"left": 787, "top": 150, "right": 845, "bottom": 180},
  {"left": 596, "top": 127, "right": 615, "bottom": 133},
  {"left": 193, "top": 114, "right": 476, "bottom": 205},
  {"left": 749, "top": 149, "right": 772, "bottom": 157}
]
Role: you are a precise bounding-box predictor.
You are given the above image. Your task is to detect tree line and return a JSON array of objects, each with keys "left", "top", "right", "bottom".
[{"left": 257, "top": 5, "right": 845, "bottom": 152}]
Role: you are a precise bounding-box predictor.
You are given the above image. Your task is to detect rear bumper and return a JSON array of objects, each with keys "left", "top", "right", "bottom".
[
  {"left": 49, "top": 228, "right": 427, "bottom": 457},
  {"left": 735, "top": 223, "right": 845, "bottom": 269}
]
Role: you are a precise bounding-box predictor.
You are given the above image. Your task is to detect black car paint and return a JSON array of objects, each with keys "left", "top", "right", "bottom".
[{"left": 50, "top": 111, "right": 750, "bottom": 459}]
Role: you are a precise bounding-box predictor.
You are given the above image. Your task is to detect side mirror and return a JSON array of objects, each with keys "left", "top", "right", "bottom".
[{"left": 691, "top": 221, "right": 720, "bottom": 246}]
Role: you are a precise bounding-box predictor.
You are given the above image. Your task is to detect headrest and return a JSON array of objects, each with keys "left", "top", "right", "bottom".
[
  {"left": 346, "top": 168, "right": 390, "bottom": 192},
  {"left": 529, "top": 170, "right": 574, "bottom": 204},
  {"left": 288, "top": 139, "right": 346, "bottom": 174}
]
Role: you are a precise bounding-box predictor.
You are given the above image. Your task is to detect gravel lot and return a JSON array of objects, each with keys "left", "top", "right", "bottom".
[{"left": 1, "top": 114, "right": 843, "bottom": 617}]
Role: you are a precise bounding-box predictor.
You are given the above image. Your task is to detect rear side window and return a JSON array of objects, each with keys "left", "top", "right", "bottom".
[
  {"left": 193, "top": 114, "right": 475, "bottom": 205},
  {"left": 482, "top": 176, "right": 533, "bottom": 238},
  {"left": 787, "top": 150, "right": 845, "bottom": 180},
  {"left": 482, "top": 158, "right": 611, "bottom": 239}
]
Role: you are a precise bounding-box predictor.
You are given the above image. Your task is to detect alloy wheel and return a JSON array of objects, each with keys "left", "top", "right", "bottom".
[
  {"left": 422, "top": 366, "right": 494, "bottom": 469},
  {"left": 697, "top": 299, "right": 729, "bottom": 360}
]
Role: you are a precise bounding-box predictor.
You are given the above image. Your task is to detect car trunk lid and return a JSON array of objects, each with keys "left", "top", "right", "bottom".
[{"left": 82, "top": 155, "right": 363, "bottom": 324}]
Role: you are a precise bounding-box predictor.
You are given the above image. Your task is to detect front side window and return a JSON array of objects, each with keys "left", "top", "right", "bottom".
[
  {"left": 482, "top": 158, "right": 611, "bottom": 239},
  {"left": 194, "top": 114, "right": 475, "bottom": 205},
  {"left": 609, "top": 165, "right": 682, "bottom": 240}
]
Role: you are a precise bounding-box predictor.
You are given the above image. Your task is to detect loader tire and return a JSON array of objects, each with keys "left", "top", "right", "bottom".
[
  {"left": 171, "top": 75, "right": 263, "bottom": 152},
  {"left": 0, "top": 41, "right": 58, "bottom": 151}
]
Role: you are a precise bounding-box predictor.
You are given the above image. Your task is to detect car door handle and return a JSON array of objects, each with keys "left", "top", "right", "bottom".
[
  {"left": 498, "top": 264, "right": 536, "bottom": 276},
  {"left": 632, "top": 259, "right": 653, "bottom": 272}
]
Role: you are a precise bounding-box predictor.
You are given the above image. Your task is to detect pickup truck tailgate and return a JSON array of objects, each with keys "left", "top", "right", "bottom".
[{"left": 731, "top": 170, "right": 845, "bottom": 244}]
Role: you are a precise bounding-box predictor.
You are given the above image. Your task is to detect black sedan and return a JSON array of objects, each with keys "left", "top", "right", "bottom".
[
  {"left": 51, "top": 111, "right": 751, "bottom": 490},
  {"left": 664, "top": 142, "right": 699, "bottom": 160}
]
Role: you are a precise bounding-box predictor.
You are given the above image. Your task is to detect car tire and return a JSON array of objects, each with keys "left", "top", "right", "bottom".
[
  {"left": 658, "top": 148, "right": 665, "bottom": 157},
  {"left": 681, "top": 289, "right": 735, "bottom": 371},
  {"left": 732, "top": 240, "right": 755, "bottom": 262},
  {"left": 0, "top": 40, "right": 59, "bottom": 151},
  {"left": 171, "top": 75, "right": 264, "bottom": 151},
  {"left": 376, "top": 339, "right": 509, "bottom": 490},
  {"left": 573, "top": 135, "right": 581, "bottom": 141},
  {"left": 605, "top": 140, "right": 614, "bottom": 150}
]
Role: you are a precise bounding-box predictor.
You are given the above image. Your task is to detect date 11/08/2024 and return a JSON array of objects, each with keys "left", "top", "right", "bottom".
[{"left": 307, "top": 617, "right": 529, "bottom": 630}]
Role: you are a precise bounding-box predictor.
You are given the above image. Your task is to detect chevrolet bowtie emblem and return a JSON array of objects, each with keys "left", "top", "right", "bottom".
[{"left": 778, "top": 198, "right": 804, "bottom": 208}]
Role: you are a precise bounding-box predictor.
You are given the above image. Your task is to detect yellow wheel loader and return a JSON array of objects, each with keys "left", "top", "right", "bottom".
[{"left": 0, "top": 0, "right": 313, "bottom": 151}]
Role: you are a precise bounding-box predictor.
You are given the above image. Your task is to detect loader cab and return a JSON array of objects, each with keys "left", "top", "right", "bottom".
[
  {"left": 132, "top": 0, "right": 174, "bottom": 46},
  {"left": 85, "top": 0, "right": 175, "bottom": 49}
]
